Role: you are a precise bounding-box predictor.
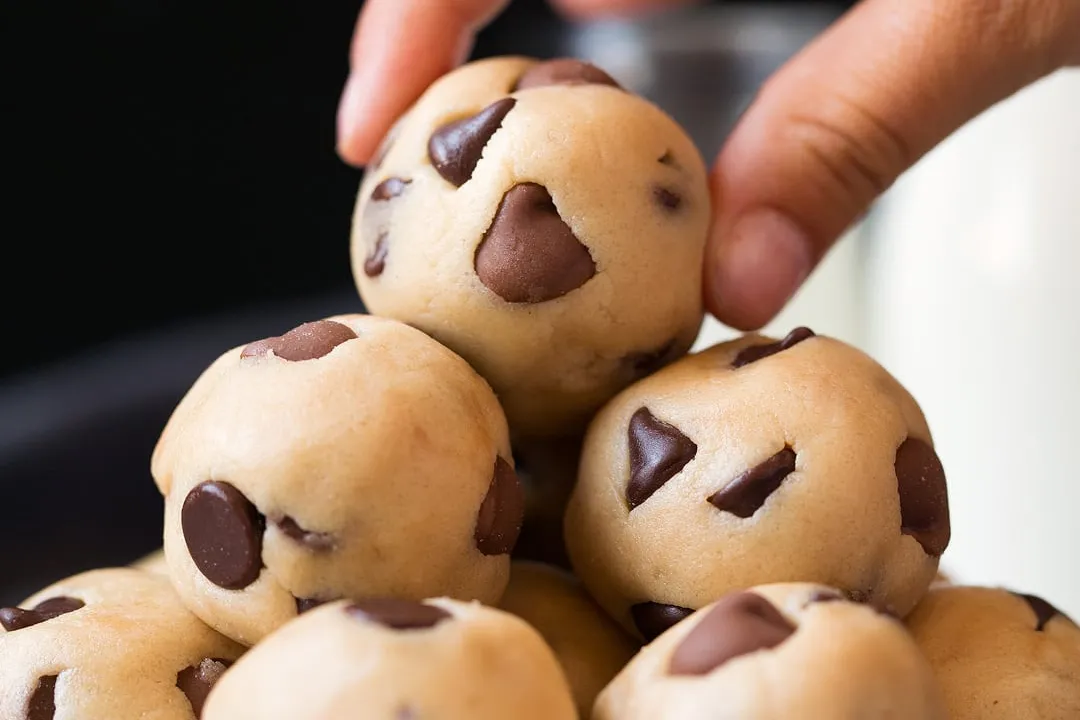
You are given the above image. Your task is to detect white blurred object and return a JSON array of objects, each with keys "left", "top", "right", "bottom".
[{"left": 864, "top": 68, "right": 1080, "bottom": 616}]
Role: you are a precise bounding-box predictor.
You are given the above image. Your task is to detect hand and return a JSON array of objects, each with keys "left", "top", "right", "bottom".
[{"left": 336, "top": 0, "right": 1080, "bottom": 330}]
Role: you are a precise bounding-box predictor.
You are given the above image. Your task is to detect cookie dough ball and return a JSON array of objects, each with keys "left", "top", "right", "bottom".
[
  {"left": 131, "top": 549, "right": 168, "bottom": 575},
  {"left": 512, "top": 434, "right": 583, "bottom": 568},
  {"left": 151, "top": 314, "right": 523, "bottom": 646},
  {"left": 352, "top": 56, "right": 710, "bottom": 437},
  {"left": 202, "top": 597, "right": 577, "bottom": 720},
  {"left": 0, "top": 568, "right": 244, "bottom": 720},
  {"left": 594, "top": 583, "right": 946, "bottom": 720},
  {"left": 500, "top": 561, "right": 639, "bottom": 715},
  {"left": 565, "top": 328, "right": 950, "bottom": 639},
  {"left": 906, "top": 585, "right": 1080, "bottom": 719}
]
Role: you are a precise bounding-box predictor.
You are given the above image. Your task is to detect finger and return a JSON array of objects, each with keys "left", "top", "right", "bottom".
[
  {"left": 549, "top": 0, "right": 697, "bottom": 20},
  {"left": 337, "top": 0, "right": 510, "bottom": 166},
  {"left": 705, "top": 0, "right": 1080, "bottom": 330}
]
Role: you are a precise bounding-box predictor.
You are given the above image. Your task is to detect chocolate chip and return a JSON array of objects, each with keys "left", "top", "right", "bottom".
[
  {"left": 1013, "top": 592, "right": 1073, "bottom": 631},
  {"left": 177, "top": 658, "right": 233, "bottom": 717},
  {"left": 346, "top": 599, "right": 451, "bottom": 630},
  {"left": 182, "top": 481, "right": 265, "bottom": 590},
  {"left": 894, "top": 438, "right": 950, "bottom": 557},
  {"left": 474, "top": 183, "right": 596, "bottom": 303},
  {"left": 295, "top": 597, "right": 330, "bottom": 615},
  {"left": 732, "top": 327, "right": 816, "bottom": 368},
  {"left": 623, "top": 338, "right": 679, "bottom": 380},
  {"left": 804, "top": 588, "right": 846, "bottom": 606},
  {"left": 241, "top": 320, "right": 357, "bottom": 362},
  {"left": 428, "top": 98, "right": 516, "bottom": 187},
  {"left": 669, "top": 592, "right": 795, "bottom": 676},
  {"left": 708, "top": 447, "right": 796, "bottom": 518},
  {"left": 364, "top": 233, "right": 389, "bottom": 277},
  {"left": 658, "top": 151, "right": 677, "bottom": 167},
  {"left": 0, "top": 597, "right": 84, "bottom": 632},
  {"left": 274, "top": 516, "right": 335, "bottom": 552},
  {"left": 26, "top": 674, "right": 57, "bottom": 720},
  {"left": 475, "top": 457, "right": 525, "bottom": 555},
  {"left": 514, "top": 58, "right": 621, "bottom": 91},
  {"left": 653, "top": 186, "right": 682, "bottom": 211},
  {"left": 626, "top": 407, "right": 697, "bottom": 510},
  {"left": 630, "top": 602, "right": 694, "bottom": 641},
  {"left": 371, "top": 177, "right": 410, "bottom": 201}
]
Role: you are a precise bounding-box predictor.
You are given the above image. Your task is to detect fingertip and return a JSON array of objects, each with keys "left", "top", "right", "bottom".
[{"left": 336, "top": 74, "right": 374, "bottom": 167}]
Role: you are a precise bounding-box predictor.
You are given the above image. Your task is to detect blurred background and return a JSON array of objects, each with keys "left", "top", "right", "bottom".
[{"left": 2, "top": 0, "right": 1077, "bottom": 614}]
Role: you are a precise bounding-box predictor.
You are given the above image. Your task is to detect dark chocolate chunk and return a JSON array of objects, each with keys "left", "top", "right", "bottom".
[
  {"left": 182, "top": 481, "right": 265, "bottom": 590},
  {"left": 669, "top": 592, "right": 795, "bottom": 676},
  {"left": 474, "top": 183, "right": 596, "bottom": 303},
  {"left": 630, "top": 602, "right": 694, "bottom": 641},
  {"left": 708, "top": 447, "right": 796, "bottom": 518},
  {"left": 894, "top": 438, "right": 950, "bottom": 557},
  {"left": 241, "top": 320, "right": 357, "bottom": 362},
  {"left": 371, "top": 177, "right": 410, "bottom": 201},
  {"left": 274, "top": 516, "right": 335, "bottom": 552},
  {"left": 1013, "top": 592, "right": 1073, "bottom": 631},
  {"left": 653, "top": 186, "right": 682, "bottom": 211},
  {"left": 26, "top": 674, "right": 57, "bottom": 720},
  {"left": 428, "top": 98, "right": 516, "bottom": 187},
  {"left": 475, "top": 457, "right": 525, "bottom": 555},
  {"left": 732, "top": 327, "right": 816, "bottom": 368},
  {"left": 0, "top": 597, "right": 84, "bottom": 632},
  {"left": 626, "top": 407, "right": 697, "bottom": 510},
  {"left": 346, "top": 599, "right": 451, "bottom": 630},
  {"left": 364, "top": 233, "right": 389, "bottom": 277},
  {"left": 295, "top": 597, "right": 330, "bottom": 615},
  {"left": 177, "top": 658, "right": 233, "bottom": 717},
  {"left": 514, "top": 59, "right": 621, "bottom": 91}
]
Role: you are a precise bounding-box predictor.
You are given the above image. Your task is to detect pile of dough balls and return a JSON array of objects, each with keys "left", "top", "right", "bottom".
[{"left": 4, "top": 56, "right": 1077, "bottom": 720}]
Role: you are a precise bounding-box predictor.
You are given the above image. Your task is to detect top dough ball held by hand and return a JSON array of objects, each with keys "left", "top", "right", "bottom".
[
  {"left": 351, "top": 57, "right": 711, "bottom": 438},
  {"left": 151, "top": 314, "right": 524, "bottom": 646},
  {"left": 565, "top": 328, "right": 951, "bottom": 640}
]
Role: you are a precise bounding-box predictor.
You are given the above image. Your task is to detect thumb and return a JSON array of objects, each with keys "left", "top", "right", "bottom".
[{"left": 706, "top": 0, "right": 1080, "bottom": 330}]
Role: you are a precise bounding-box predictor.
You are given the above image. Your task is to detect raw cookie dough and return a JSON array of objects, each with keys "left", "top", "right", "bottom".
[
  {"left": 202, "top": 597, "right": 577, "bottom": 720},
  {"left": 565, "top": 328, "right": 950, "bottom": 639},
  {"left": 512, "top": 434, "right": 583, "bottom": 568},
  {"left": 594, "top": 583, "right": 946, "bottom": 720},
  {"left": 906, "top": 585, "right": 1080, "bottom": 719},
  {"left": 351, "top": 56, "right": 710, "bottom": 437},
  {"left": 151, "top": 314, "right": 523, "bottom": 646},
  {"left": 0, "top": 567, "right": 244, "bottom": 720},
  {"left": 499, "top": 561, "right": 639, "bottom": 715},
  {"left": 130, "top": 549, "right": 168, "bottom": 575}
]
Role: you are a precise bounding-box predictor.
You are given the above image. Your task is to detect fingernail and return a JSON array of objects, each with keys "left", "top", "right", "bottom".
[
  {"left": 709, "top": 209, "right": 813, "bottom": 330},
  {"left": 336, "top": 72, "right": 367, "bottom": 159}
]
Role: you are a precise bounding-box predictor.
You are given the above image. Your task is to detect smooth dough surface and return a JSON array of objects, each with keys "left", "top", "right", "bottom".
[
  {"left": 594, "top": 582, "right": 946, "bottom": 720},
  {"left": 906, "top": 585, "right": 1080, "bottom": 719},
  {"left": 351, "top": 56, "right": 710, "bottom": 437},
  {"left": 0, "top": 567, "right": 244, "bottom": 720},
  {"left": 203, "top": 597, "right": 578, "bottom": 720}
]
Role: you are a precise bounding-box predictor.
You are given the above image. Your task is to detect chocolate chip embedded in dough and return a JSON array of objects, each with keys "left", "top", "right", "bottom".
[
  {"left": 177, "top": 658, "right": 233, "bottom": 717},
  {"left": 894, "top": 438, "right": 951, "bottom": 557},
  {"left": 370, "top": 177, "right": 410, "bottom": 202},
  {"left": 658, "top": 151, "right": 677, "bottom": 167},
  {"left": 669, "top": 592, "right": 795, "bottom": 676},
  {"left": 475, "top": 457, "right": 525, "bottom": 556},
  {"left": 653, "top": 186, "right": 682, "bottom": 211},
  {"left": 1013, "top": 592, "right": 1073, "bottom": 631},
  {"left": 514, "top": 58, "right": 621, "bottom": 91},
  {"left": 708, "top": 447, "right": 796, "bottom": 518},
  {"left": 475, "top": 183, "right": 596, "bottom": 304},
  {"left": 274, "top": 515, "right": 335, "bottom": 552},
  {"left": 732, "top": 327, "right": 816, "bottom": 368},
  {"left": 346, "top": 599, "right": 451, "bottom": 630},
  {"left": 428, "top": 98, "right": 516, "bottom": 187},
  {"left": 630, "top": 602, "right": 694, "bottom": 642},
  {"left": 626, "top": 407, "right": 697, "bottom": 510},
  {"left": 363, "top": 233, "right": 389, "bottom": 277},
  {"left": 26, "top": 674, "right": 57, "bottom": 720},
  {"left": 241, "top": 320, "right": 357, "bottom": 362},
  {"left": 182, "top": 481, "right": 266, "bottom": 590},
  {"left": 0, "top": 597, "right": 84, "bottom": 632}
]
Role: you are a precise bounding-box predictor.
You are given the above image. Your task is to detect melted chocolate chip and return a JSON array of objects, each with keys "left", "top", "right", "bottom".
[
  {"left": 182, "top": 481, "right": 265, "bottom": 590},
  {"left": 894, "top": 438, "right": 950, "bottom": 557},
  {"left": 474, "top": 183, "right": 596, "bottom": 303},
  {"left": 26, "top": 674, "right": 57, "bottom": 720},
  {"left": 428, "top": 98, "right": 516, "bottom": 187},
  {"left": 364, "top": 233, "right": 389, "bottom": 277},
  {"left": 0, "top": 597, "right": 84, "bottom": 632},
  {"left": 732, "top": 327, "right": 816, "bottom": 368},
  {"left": 295, "top": 597, "right": 330, "bottom": 615},
  {"left": 371, "top": 177, "right": 410, "bottom": 201},
  {"left": 475, "top": 457, "right": 525, "bottom": 555},
  {"left": 1013, "top": 592, "right": 1072, "bottom": 631},
  {"left": 669, "top": 593, "right": 795, "bottom": 676},
  {"left": 653, "top": 186, "right": 682, "bottom": 211},
  {"left": 708, "top": 447, "right": 796, "bottom": 518},
  {"left": 241, "top": 320, "right": 357, "bottom": 362},
  {"left": 274, "top": 516, "right": 335, "bottom": 552},
  {"left": 177, "top": 658, "right": 233, "bottom": 717},
  {"left": 514, "top": 59, "right": 621, "bottom": 91},
  {"left": 626, "top": 407, "right": 697, "bottom": 510},
  {"left": 346, "top": 599, "right": 451, "bottom": 630},
  {"left": 630, "top": 602, "right": 694, "bottom": 641}
]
